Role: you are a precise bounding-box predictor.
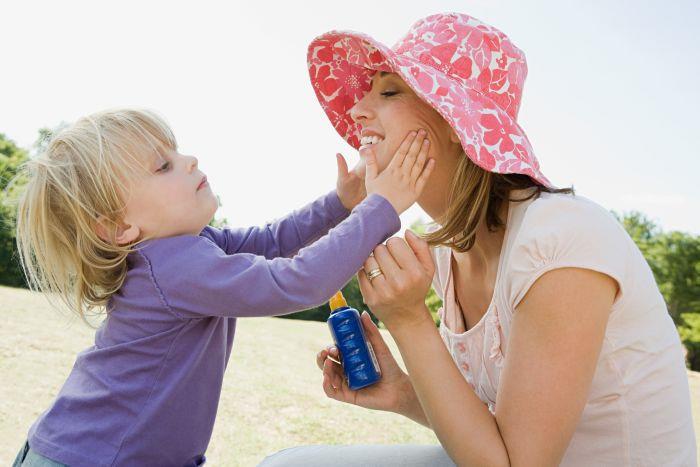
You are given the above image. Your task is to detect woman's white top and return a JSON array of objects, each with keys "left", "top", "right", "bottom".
[{"left": 431, "top": 190, "right": 696, "bottom": 466}]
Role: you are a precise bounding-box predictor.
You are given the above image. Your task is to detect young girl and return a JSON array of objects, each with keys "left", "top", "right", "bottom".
[{"left": 10, "top": 108, "right": 434, "bottom": 466}]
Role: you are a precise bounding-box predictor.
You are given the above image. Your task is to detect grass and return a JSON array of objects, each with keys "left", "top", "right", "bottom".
[
  {"left": 0, "top": 286, "right": 437, "bottom": 466},
  {"left": 1, "top": 285, "right": 698, "bottom": 466}
]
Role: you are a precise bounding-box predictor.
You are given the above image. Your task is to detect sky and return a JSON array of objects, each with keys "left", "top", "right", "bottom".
[{"left": 2, "top": 0, "right": 699, "bottom": 234}]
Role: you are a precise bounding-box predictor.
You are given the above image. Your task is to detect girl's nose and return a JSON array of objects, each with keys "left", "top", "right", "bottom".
[{"left": 186, "top": 155, "right": 198, "bottom": 173}]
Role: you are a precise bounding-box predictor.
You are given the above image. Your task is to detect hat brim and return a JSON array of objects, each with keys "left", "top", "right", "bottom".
[{"left": 307, "top": 30, "right": 552, "bottom": 188}]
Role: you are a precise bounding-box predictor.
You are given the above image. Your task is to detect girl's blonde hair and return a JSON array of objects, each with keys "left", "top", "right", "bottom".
[
  {"left": 424, "top": 154, "right": 574, "bottom": 252},
  {"left": 13, "top": 108, "right": 177, "bottom": 322}
]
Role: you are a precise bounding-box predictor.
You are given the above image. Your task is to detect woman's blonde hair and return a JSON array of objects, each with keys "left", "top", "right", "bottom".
[
  {"left": 424, "top": 154, "right": 574, "bottom": 252},
  {"left": 12, "top": 108, "right": 177, "bottom": 322}
]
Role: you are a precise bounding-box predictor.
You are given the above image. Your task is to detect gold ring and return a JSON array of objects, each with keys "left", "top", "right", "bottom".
[{"left": 366, "top": 268, "right": 383, "bottom": 282}]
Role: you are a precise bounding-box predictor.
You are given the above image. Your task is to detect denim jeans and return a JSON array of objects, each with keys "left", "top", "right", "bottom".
[{"left": 12, "top": 441, "right": 67, "bottom": 467}]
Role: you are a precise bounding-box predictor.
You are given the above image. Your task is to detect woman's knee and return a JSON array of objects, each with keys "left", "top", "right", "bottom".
[{"left": 258, "top": 444, "right": 456, "bottom": 467}]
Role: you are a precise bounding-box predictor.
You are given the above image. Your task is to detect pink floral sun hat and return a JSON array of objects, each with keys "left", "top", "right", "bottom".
[{"left": 307, "top": 12, "right": 553, "bottom": 188}]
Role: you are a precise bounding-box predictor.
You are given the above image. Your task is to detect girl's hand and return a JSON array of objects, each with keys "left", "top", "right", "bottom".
[
  {"left": 316, "top": 310, "right": 418, "bottom": 416},
  {"left": 365, "top": 130, "right": 434, "bottom": 215},
  {"left": 336, "top": 153, "right": 366, "bottom": 210},
  {"left": 358, "top": 230, "right": 436, "bottom": 331}
]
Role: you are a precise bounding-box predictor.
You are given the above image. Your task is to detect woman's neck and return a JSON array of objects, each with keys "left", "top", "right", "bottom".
[{"left": 420, "top": 191, "right": 509, "bottom": 278}]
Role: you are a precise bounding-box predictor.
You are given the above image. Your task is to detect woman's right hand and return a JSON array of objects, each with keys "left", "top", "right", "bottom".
[
  {"left": 365, "top": 129, "right": 434, "bottom": 215},
  {"left": 316, "top": 310, "right": 422, "bottom": 419}
]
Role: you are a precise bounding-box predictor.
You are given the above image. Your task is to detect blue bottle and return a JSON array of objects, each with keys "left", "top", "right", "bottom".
[{"left": 327, "top": 291, "right": 381, "bottom": 390}]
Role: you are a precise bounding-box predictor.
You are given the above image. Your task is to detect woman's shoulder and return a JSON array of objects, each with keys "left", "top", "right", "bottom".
[
  {"left": 514, "top": 191, "right": 626, "bottom": 242},
  {"left": 502, "top": 191, "right": 634, "bottom": 308}
]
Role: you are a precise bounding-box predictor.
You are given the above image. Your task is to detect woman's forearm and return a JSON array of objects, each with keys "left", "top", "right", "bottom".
[
  {"left": 395, "top": 376, "right": 432, "bottom": 428},
  {"left": 388, "top": 307, "right": 511, "bottom": 466}
]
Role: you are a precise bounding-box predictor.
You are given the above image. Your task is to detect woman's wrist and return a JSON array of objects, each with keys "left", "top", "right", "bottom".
[
  {"left": 395, "top": 374, "right": 431, "bottom": 428},
  {"left": 384, "top": 304, "right": 435, "bottom": 339}
]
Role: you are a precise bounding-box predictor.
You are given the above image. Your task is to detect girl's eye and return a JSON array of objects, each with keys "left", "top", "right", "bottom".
[
  {"left": 380, "top": 91, "right": 398, "bottom": 97},
  {"left": 156, "top": 161, "right": 170, "bottom": 173}
]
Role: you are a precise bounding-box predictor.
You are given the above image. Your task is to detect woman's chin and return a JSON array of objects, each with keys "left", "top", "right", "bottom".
[{"left": 358, "top": 145, "right": 390, "bottom": 172}]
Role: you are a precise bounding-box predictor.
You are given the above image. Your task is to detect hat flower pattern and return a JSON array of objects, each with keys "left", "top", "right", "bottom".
[{"left": 308, "top": 13, "right": 552, "bottom": 187}]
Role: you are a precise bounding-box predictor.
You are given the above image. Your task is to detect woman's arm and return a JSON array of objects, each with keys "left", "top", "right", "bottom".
[{"left": 361, "top": 232, "right": 616, "bottom": 466}]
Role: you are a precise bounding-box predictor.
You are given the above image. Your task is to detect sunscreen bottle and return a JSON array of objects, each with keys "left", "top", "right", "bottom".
[{"left": 327, "top": 291, "right": 382, "bottom": 390}]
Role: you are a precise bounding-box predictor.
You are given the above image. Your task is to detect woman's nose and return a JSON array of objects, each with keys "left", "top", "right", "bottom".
[{"left": 350, "top": 95, "right": 374, "bottom": 124}]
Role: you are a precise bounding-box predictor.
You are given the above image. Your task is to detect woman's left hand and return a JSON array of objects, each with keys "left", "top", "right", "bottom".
[
  {"left": 336, "top": 153, "right": 366, "bottom": 210},
  {"left": 358, "top": 230, "right": 435, "bottom": 331}
]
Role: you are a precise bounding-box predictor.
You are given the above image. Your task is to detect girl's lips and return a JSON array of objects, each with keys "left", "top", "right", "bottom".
[{"left": 197, "top": 177, "right": 208, "bottom": 190}]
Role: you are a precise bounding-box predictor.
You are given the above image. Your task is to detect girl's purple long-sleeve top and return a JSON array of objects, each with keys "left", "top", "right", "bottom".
[{"left": 27, "top": 191, "right": 400, "bottom": 467}]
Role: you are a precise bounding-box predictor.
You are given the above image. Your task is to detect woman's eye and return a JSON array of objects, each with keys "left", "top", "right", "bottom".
[
  {"left": 156, "top": 161, "right": 170, "bottom": 172},
  {"left": 380, "top": 91, "right": 398, "bottom": 97}
]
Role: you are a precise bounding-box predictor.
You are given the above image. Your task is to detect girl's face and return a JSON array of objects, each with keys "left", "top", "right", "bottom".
[
  {"left": 350, "top": 72, "right": 462, "bottom": 178},
  {"left": 120, "top": 148, "right": 218, "bottom": 242}
]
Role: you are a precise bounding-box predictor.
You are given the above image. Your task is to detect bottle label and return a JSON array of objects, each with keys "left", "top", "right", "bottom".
[{"left": 366, "top": 341, "right": 381, "bottom": 376}]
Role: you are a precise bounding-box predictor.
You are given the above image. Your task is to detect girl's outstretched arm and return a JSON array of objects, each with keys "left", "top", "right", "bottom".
[
  {"left": 204, "top": 154, "right": 365, "bottom": 260},
  {"left": 204, "top": 189, "right": 350, "bottom": 260}
]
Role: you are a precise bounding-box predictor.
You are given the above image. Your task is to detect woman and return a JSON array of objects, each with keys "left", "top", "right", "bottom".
[{"left": 261, "top": 13, "right": 696, "bottom": 466}]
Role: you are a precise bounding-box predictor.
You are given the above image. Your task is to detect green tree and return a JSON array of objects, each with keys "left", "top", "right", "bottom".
[
  {"left": 655, "top": 231, "right": 700, "bottom": 323},
  {"left": 0, "top": 133, "right": 29, "bottom": 287},
  {"left": 679, "top": 313, "right": 700, "bottom": 371},
  {"left": 616, "top": 211, "right": 700, "bottom": 369}
]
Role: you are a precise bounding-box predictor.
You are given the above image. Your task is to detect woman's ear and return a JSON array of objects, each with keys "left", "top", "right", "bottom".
[{"left": 95, "top": 216, "right": 140, "bottom": 246}]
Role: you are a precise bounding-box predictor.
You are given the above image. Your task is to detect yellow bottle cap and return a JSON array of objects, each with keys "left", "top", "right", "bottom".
[{"left": 329, "top": 291, "right": 348, "bottom": 311}]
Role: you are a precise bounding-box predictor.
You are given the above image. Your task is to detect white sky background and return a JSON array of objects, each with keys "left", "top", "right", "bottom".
[{"left": 2, "top": 0, "right": 699, "bottom": 234}]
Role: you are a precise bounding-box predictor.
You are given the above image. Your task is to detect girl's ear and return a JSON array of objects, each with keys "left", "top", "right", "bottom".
[
  {"left": 95, "top": 216, "right": 140, "bottom": 246},
  {"left": 115, "top": 223, "right": 140, "bottom": 246}
]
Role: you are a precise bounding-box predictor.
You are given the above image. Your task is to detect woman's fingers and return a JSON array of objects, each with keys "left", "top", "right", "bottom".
[
  {"left": 385, "top": 237, "right": 421, "bottom": 270},
  {"left": 360, "top": 311, "right": 392, "bottom": 359},
  {"left": 357, "top": 267, "right": 376, "bottom": 304},
  {"left": 323, "top": 357, "right": 353, "bottom": 402},
  {"left": 405, "top": 230, "right": 435, "bottom": 275},
  {"left": 372, "top": 244, "right": 402, "bottom": 281},
  {"left": 316, "top": 345, "right": 340, "bottom": 370},
  {"left": 363, "top": 253, "right": 389, "bottom": 287}
]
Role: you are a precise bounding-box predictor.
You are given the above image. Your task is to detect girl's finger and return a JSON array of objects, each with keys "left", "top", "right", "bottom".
[
  {"left": 409, "top": 138, "right": 430, "bottom": 185},
  {"left": 364, "top": 151, "right": 379, "bottom": 183},
  {"left": 387, "top": 130, "right": 418, "bottom": 170},
  {"left": 414, "top": 159, "right": 436, "bottom": 196},
  {"left": 400, "top": 129, "right": 426, "bottom": 174},
  {"left": 336, "top": 153, "right": 349, "bottom": 180}
]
